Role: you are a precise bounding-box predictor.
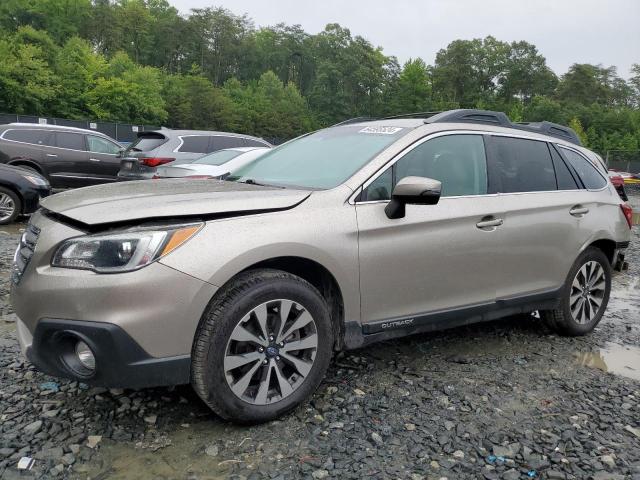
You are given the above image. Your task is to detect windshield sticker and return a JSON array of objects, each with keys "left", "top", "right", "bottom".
[{"left": 358, "top": 126, "right": 404, "bottom": 135}]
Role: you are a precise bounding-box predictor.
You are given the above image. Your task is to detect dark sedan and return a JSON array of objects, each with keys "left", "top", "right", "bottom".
[{"left": 0, "top": 164, "right": 50, "bottom": 224}]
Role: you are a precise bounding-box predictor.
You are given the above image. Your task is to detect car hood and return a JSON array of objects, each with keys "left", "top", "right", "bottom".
[{"left": 40, "top": 179, "right": 311, "bottom": 226}]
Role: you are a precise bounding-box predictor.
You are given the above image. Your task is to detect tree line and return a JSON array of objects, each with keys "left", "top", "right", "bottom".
[{"left": 1, "top": 0, "right": 639, "bottom": 153}]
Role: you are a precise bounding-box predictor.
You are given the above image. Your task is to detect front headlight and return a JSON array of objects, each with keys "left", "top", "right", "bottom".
[
  {"left": 51, "top": 223, "right": 202, "bottom": 273},
  {"left": 23, "top": 174, "right": 49, "bottom": 187}
]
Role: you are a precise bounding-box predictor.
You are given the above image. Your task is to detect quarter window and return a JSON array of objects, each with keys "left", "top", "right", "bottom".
[
  {"left": 362, "top": 134, "right": 488, "bottom": 201},
  {"left": 211, "top": 136, "right": 247, "bottom": 152},
  {"left": 489, "top": 136, "right": 556, "bottom": 193},
  {"left": 55, "top": 132, "right": 85, "bottom": 151},
  {"left": 550, "top": 145, "right": 579, "bottom": 190},
  {"left": 87, "top": 135, "right": 120, "bottom": 154},
  {"left": 178, "top": 136, "right": 210, "bottom": 153},
  {"left": 244, "top": 138, "right": 269, "bottom": 148},
  {"left": 560, "top": 147, "right": 607, "bottom": 190}
]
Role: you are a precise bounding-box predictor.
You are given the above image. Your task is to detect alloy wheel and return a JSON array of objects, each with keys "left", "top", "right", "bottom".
[
  {"left": 0, "top": 193, "right": 16, "bottom": 222},
  {"left": 569, "top": 261, "right": 606, "bottom": 324},
  {"left": 224, "top": 299, "right": 318, "bottom": 405}
]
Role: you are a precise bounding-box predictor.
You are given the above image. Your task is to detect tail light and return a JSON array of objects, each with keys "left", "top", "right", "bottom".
[
  {"left": 141, "top": 157, "right": 175, "bottom": 167},
  {"left": 620, "top": 203, "right": 633, "bottom": 228}
]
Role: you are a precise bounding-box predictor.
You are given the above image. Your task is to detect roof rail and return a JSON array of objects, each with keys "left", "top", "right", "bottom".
[
  {"left": 425, "top": 109, "right": 582, "bottom": 145},
  {"left": 382, "top": 111, "right": 442, "bottom": 120},
  {"left": 513, "top": 121, "right": 581, "bottom": 145},
  {"left": 331, "top": 117, "right": 376, "bottom": 127}
]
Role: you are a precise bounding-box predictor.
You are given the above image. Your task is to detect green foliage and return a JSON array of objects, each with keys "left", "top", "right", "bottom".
[
  {"left": 0, "top": 2, "right": 637, "bottom": 150},
  {"left": 568, "top": 118, "right": 588, "bottom": 146}
]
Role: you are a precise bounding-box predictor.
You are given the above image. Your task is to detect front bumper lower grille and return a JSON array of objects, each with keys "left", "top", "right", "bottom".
[{"left": 12, "top": 222, "right": 40, "bottom": 285}]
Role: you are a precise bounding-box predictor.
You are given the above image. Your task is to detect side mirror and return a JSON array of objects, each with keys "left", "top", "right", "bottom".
[{"left": 385, "top": 176, "right": 441, "bottom": 219}]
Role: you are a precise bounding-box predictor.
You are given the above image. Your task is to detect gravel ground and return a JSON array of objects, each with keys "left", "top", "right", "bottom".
[{"left": 1, "top": 194, "right": 640, "bottom": 480}]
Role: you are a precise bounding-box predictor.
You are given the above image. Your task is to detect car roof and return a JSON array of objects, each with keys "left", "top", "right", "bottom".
[
  {"left": 152, "top": 127, "right": 269, "bottom": 142},
  {"left": 336, "top": 118, "right": 426, "bottom": 129},
  {"left": 2, "top": 123, "right": 115, "bottom": 138}
]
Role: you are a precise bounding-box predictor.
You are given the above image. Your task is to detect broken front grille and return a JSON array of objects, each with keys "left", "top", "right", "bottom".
[{"left": 12, "top": 222, "right": 40, "bottom": 285}]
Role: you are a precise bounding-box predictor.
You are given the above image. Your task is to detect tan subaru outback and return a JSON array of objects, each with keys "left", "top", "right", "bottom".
[{"left": 11, "top": 110, "right": 632, "bottom": 423}]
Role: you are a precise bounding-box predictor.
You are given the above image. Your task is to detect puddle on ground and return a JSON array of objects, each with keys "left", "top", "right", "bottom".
[
  {"left": 74, "top": 420, "right": 265, "bottom": 480},
  {"left": 575, "top": 342, "right": 640, "bottom": 381}
]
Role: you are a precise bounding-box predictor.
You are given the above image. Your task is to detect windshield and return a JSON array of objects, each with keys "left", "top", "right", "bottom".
[
  {"left": 228, "top": 125, "right": 409, "bottom": 189},
  {"left": 193, "top": 149, "right": 242, "bottom": 165}
]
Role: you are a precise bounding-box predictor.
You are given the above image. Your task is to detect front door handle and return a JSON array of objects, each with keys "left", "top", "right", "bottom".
[
  {"left": 46, "top": 153, "right": 57, "bottom": 158},
  {"left": 570, "top": 205, "right": 589, "bottom": 217},
  {"left": 476, "top": 217, "right": 504, "bottom": 230},
  {"left": 89, "top": 158, "right": 101, "bottom": 162}
]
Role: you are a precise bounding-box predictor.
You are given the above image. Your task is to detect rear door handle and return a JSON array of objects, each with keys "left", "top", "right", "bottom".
[
  {"left": 89, "top": 158, "right": 101, "bottom": 162},
  {"left": 476, "top": 217, "right": 504, "bottom": 229},
  {"left": 46, "top": 153, "right": 57, "bottom": 158},
  {"left": 570, "top": 206, "right": 589, "bottom": 217}
]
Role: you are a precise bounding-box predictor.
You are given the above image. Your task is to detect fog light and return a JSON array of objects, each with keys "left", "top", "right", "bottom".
[{"left": 75, "top": 341, "right": 95, "bottom": 371}]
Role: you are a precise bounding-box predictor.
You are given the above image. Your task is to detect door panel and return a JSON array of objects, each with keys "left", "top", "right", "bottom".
[
  {"left": 357, "top": 196, "right": 505, "bottom": 324},
  {"left": 484, "top": 135, "right": 592, "bottom": 299},
  {"left": 86, "top": 135, "right": 122, "bottom": 182},
  {"left": 494, "top": 191, "right": 593, "bottom": 298}
]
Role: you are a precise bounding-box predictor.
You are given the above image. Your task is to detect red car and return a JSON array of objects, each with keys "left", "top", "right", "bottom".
[{"left": 608, "top": 170, "right": 629, "bottom": 201}]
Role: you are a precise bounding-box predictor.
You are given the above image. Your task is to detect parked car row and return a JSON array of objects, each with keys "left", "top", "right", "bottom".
[{"left": 0, "top": 123, "right": 271, "bottom": 189}]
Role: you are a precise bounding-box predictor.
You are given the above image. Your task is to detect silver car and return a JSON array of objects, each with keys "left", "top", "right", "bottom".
[
  {"left": 154, "top": 147, "right": 270, "bottom": 179},
  {"left": 11, "top": 110, "right": 632, "bottom": 423}
]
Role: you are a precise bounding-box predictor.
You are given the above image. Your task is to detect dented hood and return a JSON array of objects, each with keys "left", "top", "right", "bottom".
[{"left": 40, "top": 179, "right": 310, "bottom": 226}]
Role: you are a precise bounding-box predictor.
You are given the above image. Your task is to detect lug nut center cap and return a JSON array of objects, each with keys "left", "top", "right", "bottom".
[{"left": 265, "top": 346, "right": 279, "bottom": 358}]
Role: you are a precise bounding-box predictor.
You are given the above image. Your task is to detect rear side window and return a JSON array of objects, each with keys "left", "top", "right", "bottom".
[
  {"left": 87, "top": 135, "right": 121, "bottom": 154},
  {"left": 193, "top": 150, "right": 242, "bottom": 165},
  {"left": 55, "top": 132, "right": 85, "bottom": 151},
  {"left": 244, "top": 138, "right": 269, "bottom": 148},
  {"left": 178, "top": 136, "right": 210, "bottom": 153},
  {"left": 560, "top": 147, "right": 607, "bottom": 189},
  {"left": 210, "top": 136, "right": 247, "bottom": 152},
  {"left": 550, "top": 145, "right": 579, "bottom": 190},
  {"left": 127, "top": 133, "right": 166, "bottom": 153},
  {"left": 489, "top": 136, "right": 556, "bottom": 193},
  {"left": 4, "top": 129, "right": 52, "bottom": 145}
]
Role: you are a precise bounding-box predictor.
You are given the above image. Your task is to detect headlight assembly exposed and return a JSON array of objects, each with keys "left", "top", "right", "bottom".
[
  {"left": 23, "top": 174, "right": 49, "bottom": 187},
  {"left": 51, "top": 223, "right": 202, "bottom": 273}
]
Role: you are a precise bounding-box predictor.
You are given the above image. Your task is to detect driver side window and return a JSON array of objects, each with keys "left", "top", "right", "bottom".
[{"left": 362, "top": 134, "right": 488, "bottom": 201}]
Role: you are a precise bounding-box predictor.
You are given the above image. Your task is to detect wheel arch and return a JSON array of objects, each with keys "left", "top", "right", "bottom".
[
  {"left": 7, "top": 158, "right": 45, "bottom": 175},
  {"left": 222, "top": 256, "right": 347, "bottom": 350},
  {"left": 583, "top": 237, "right": 616, "bottom": 265}
]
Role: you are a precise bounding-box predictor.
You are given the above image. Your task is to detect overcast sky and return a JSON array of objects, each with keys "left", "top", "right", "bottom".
[{"left": 169, "top": 0, "right": 639, "bottom": 78}]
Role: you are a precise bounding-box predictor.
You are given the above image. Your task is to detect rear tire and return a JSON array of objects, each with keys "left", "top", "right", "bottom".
[
  {"left": 0, "top": 187, "right": 21, "bottom": 225},
  {"left": 541, "top": 247, "right": 611, "bottom": 336},
  {"left": 191, "top": 268, "right": 333, "bottom": 424}
]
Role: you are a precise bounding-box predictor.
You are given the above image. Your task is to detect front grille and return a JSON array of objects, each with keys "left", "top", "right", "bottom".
[{"left": 12, "top": 222, "right": 40, "bottom": 285}]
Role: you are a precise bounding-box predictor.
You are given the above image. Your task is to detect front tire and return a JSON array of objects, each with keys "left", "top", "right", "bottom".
[
  {"left": 0, "top": 187, "right": 21, "bottom": 224},
  {"left": 191, "top": 269, "right": 334, "bottom": 423},
  {"left": 541, "top": 247, "right": 611, "bottom": 336}
]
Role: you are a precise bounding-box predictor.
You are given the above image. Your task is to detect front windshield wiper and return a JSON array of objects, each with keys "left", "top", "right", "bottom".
[{"left": 232, "top": 178, "right": 285, "bottom": 189}]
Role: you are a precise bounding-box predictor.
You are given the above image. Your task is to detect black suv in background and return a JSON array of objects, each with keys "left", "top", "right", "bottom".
[
  {"left": 0, "top": 124, "right": 123, "bottom": 188},
  {"left": 117, "top": 128, "right": 271, "bottom": 181}
]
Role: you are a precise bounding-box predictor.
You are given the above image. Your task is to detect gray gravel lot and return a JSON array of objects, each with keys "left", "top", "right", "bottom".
[{"left": 1, "top": 194, "right": 639, "bottom": 480}]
